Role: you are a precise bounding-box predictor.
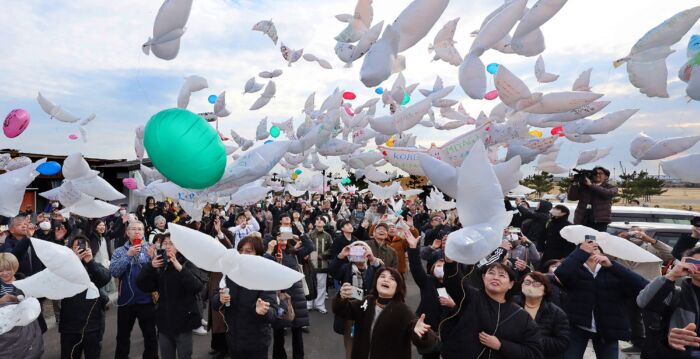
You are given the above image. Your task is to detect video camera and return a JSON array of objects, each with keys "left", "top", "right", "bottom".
[{"left": 572, "top": 168, "right": 595, "bottom": 186}]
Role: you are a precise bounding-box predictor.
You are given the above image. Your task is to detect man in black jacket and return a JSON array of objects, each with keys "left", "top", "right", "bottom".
[
  {"left": 136, "top": 234, "right": 204, "bottom": 359},
  {"left": 671, "top": 216, "right": 700, "bottom": 260},
  {"left": 60, "top": 235, "right": 111, "bottom": 359}
]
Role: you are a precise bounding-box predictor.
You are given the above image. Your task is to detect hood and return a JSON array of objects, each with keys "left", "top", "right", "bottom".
[{"left": 536, "top": 200, "right": 553, "bottom": 213}]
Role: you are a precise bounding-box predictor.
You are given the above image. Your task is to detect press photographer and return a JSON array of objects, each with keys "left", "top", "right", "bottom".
[{"left": 567, "top": 166, "right": 618, "bottom": 231}]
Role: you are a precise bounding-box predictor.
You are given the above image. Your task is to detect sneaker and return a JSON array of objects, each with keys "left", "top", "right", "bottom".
[
  {"left": 302, "top": 326, "right": 310, "bottom": 333},
  {"left": 192, "top": 326, "right": 208, "bottom": 336},
  {"left": 621, "top": 345, "right": 642, "bottom": 353},
  {"left": 201, "top": 319, "right": 208, "bottom": 327},
  {"left": 318, "top": 308, "right": 328, "bottom": 314}
]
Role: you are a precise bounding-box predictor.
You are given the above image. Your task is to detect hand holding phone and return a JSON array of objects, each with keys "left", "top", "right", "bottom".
[{"left": 350, "top": 286, "right": 364, "bottom": 301}]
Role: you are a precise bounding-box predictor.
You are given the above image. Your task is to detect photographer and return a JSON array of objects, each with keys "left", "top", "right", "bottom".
[{"left": 568, "top": 166, "right": 618, "bottom": 231}]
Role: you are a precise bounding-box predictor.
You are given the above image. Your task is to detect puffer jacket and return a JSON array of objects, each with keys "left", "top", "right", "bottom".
[
  {"left": 268, "top": 244, "right": 312, "bottom": 328},
  {"left": 211, "top": 276, "right": 278, "bottom": 353},
  {"left": 0, "top": 301, "right": 43, "bottom": 358},
  {"left": 514, "top": 297, "right": 570, "bottom": 359},
  {"left": 59, "top": 260, "right": 111, "bottom": 334},
  {"left": 567, "top": 181, "right": 618, "bottom": 224},
  {"left": 554, "top": 248, "right": 648, "bottom": 340},
  {"left": 135, "top": 253, "right": 204, "bottom": 336}
]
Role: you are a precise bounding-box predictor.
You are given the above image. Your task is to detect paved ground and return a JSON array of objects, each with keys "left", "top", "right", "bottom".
[{"left": 40, "top": 272, "right": 635, "bottom": 358}]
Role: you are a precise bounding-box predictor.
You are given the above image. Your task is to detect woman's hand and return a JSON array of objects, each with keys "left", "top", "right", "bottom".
[
  {"left": 414, "top": 314, "right": 431, "bottom": 338},
  {"left": 340, "top": 283, "right": 353, "bottom": 299},
  {"left": 479, "top": 332, "right": 502, "bottom": 350},
  {"left": 219, "top": 288, "right": 231, "bottom": 304}
]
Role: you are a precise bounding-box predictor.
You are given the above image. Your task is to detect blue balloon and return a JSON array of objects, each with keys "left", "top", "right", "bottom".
[
  {"left": 208, "top": 95, "right": 218, "bottom": 104},
  {"left": 486, "top": 63, "right": 500, "bottom": 75},
  {"left": 37, "top": 161, "right": 62, "bottom": 176},
  {"left": 294, "top": 169, "right": 302, "bottom": 175},
  {"left": 375, "top": 88, "right": 384, "bottom": 95},
  {"left": 264, "top": 139, "right": 274, "bottom": 144}
]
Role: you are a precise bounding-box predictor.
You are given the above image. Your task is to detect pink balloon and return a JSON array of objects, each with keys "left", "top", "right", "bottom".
[
  {"left": 484, "top": 90, "right": 499, "bottom": 101},
  {"left": 68, "top": 134, "right": 79, "bottom": 140},
  {"left": 3, "top": 109, "right": 31, "bottom": 138},
  {"left": 122, "top": 178, "right": 138, "bottom": 190},
  {"left": 344, "top": 106, "right": 354, "bottom": 116}
]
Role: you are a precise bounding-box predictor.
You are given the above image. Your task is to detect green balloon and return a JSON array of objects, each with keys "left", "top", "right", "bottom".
[
  {"left": 401, "top": 93, "right": 410, "bottom": 105},
  {"left": 270, "top": 125, "right": 281, "bottom": 138},
  {"left": 144, "top": 108, "right": 226, "bottom": 189}
]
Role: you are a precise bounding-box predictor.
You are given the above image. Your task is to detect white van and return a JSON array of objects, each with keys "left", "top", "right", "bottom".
[
  {"left": 560, "top": 204, "right": 700, "bottom": 225},
  {"left": 606, "top": 222, "right": 693, "bottom": 248}
]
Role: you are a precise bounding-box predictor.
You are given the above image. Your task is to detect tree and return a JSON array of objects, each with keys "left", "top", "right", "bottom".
[
  {"left": 520, "top": 172, "right": 554, "bottom": 198},
  {"left": 558, "top": 176, "right": 573, "bottom": 194},
  {"left": 617, "top": 170, "right": 667, "bottom": 203}
]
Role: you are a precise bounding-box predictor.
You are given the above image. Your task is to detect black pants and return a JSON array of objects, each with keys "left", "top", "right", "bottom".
[
  {"left": 231, "top": 349, "right": 268, "bottom": 359},
  {"left": 61, "top": 331, "right": 102, "bottom": 359},
  {"left": 211, "top": 332, "right": 228, "bottom": 352},
  {"left": 273, "top": 327, "right": 304, "bottom": 359},
  {"left": 115, "top": 303, "right": 158, "bottom": 359}
]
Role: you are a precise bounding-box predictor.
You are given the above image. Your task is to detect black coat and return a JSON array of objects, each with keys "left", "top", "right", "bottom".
[
  {"left": 518, "top": 200, "right": 552, "bottom": 251},
  {"left": 440, "top": 262, "right": 543, "bottom": 359},
  {"left": 540, "top": 217, "right": 575, "bottom": 263},
  {"left": 135, "top": 254, "right": 204, "bottom": 336},
  {"left": 514, "top": 297, "right": 570, "bottom": 359},
  {"left": 407, "top": 247, "right": 451, "bottom": 328},
  {"left": 211, "top": 276, "right": 278, "bottom": 353},
  {"left": 59, "top": 260, "right": 111, "bottom": 334},
  {"left": 672, "top": 233, "right": 699, "bottom": 260},
  {"left": 554, "top": 248, "right": 648, "bottom": 340},
  {"left": 329, "top": 233, "right": 359, "bottom": 260},
  {"left": 265, "top": 241, "right": 313, "bottom": 328}
]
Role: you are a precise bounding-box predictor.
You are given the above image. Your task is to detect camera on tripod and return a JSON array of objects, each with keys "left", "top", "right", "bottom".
[{"left": 572, "top": 168, "right": 595, "bottom": 186}]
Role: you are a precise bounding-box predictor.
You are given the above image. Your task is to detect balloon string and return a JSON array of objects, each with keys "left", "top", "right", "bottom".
[
  {"left": 135, "top": 51, "right": 154, "bottom": 107},
  {"left": 70, "top": 297, "right": 99, "bottom": 358}
]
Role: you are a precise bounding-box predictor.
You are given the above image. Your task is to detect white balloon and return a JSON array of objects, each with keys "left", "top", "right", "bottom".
[
  {"left": 392, "top": 0, "right": 450, "bottom": 52},
  {"left": 459, "top": 54, "right": 487, "bottom": 99},
  {"left": 494, "top": 64, "right": 531, "bottom": 108},
  {"left": 215, "top": 141, "right": 291, "bottom": 192},
  {"left": 36, "top": 92, "right": 82, "bottom": 123},
  {"left": 429, "top": 17, "right": 462, "bottom": 66},
  {"left": 575, "top": 147, "right": 612, "bottom": 166},
  {"left": 360, "top": 25, "right": 405, "bottom": 87},
  {"left": 135, "top": 125, "right": 145, "bottom": 161},
  {"left": 318, "top": 139, "right": 361, "bottom": 156},
  {"left": 469, "top": 0, "right": 527, "bottom": 57},
  {"left": 55, "top": 182, "right": 121, "bottom": 218},
  {"left": 169, "top": 223, "right": 304, "bottom": 290},
  {"left": 661, "top": 153, "right": 700, "bottom": 183},
  {"left": 536, "top": 143, "right": 569, "bottom": 174},
  {"left": 445, "top": 142, "right": 511, "bottom": 265},
  {"left": 534, "top": 55, "right": 559, "bottom": 83},
  {"left": 213, "top": 91, "right": 231, "bottom": 118},
  {"left": 243, "top": 77, "right": 264, "bottom": 95},
  {"left": 249, "top": 81, "right": 276, "bottom": 111},
  {"left": 510, "top": 27, "right": 546, "bottom": 57},
  {"left": 687, "top": 66, "right": 700, "bottom": 100},
  {"left": 334, "top": 0, "right": 373, "bottom": 43},
  {"left": 62, "top": 153, "right": 125, "bottom": 201},
  {"left": 230, "top": 130, "right": 254, "bottom": 151},
  {"left": 258, "top": 69, "right": 283, "bottom": 78},
  {"left": 572, "top": 68, "right": 593, "bottom": 91},
  {"left": 564, "top": 109, "right": 638, "bottom": 135},
  {"left": 426, "top": 187, "right": 456, "bottom": 211},
  {"left": 536, "top": 101, "right": 610, "bottom": 125},
  {"left": 370, "top": 86, "right": 453, "bottom": 135},
  {"left": 0, "top": 159, "right": 45, "bottom": 217},
  {"left": 252, "top": 19, "right": 278, "bottom": 45},
  {"left": 517, "top": 91, "right": 604, "bottom": 114},
  {"left": 177, "top": 75, "right": 208, "bottom": 109},
  {"left": 512, "top": 0, "right": 568, "bottom": 41},
  {"left": 560, "top": 225, "right": 661, "bottom": 263},
  {"left": 365, "top": 180, "right": 401, "bottom": 200},
  {"left": 256, "top": 117, "right": 269, "bottom": 141},
  {"left": 142, "top": 0, "right": 192, "bottom": 60},
  {"left": 630, "top": 132, "right": 700, "bottom": 164},
  {"left": 230, "top": 180, "right": 271, "bottom": 206},
  {"left": 0, "top": 298, "right": 41, "bottom": 336}
]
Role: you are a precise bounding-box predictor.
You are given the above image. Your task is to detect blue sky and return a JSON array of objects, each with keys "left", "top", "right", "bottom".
[{"left": 1, "top": 0, "right": 699, "bottom": 179}]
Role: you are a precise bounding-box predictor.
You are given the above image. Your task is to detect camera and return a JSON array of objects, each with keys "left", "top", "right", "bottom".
[
  {"left": 572, "top": 168, "right": 595, "bottom": 186},
  {"left": 157, "top": 248, "right": 169, "bottom": 264}
]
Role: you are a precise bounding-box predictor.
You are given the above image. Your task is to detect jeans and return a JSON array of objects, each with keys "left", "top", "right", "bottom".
[
  {"left": 115, "top": 303, "right": 158, "bottom": 359},
  {"left": 61, "top": 331, "right": 102, "bottom": 359},
  {"left": 564, "top": 326, "right": 618, "bottom": 359},
  {"left": 158, "top": 332, "right": 193, "bottom": 359},
  {"left": 273, "top": 327, "right": 304, "bottom": 359}
]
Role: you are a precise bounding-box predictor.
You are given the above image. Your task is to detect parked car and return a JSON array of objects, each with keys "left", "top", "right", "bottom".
[{"left": 606, "top": 222, "right": 693, "bottom": 248}]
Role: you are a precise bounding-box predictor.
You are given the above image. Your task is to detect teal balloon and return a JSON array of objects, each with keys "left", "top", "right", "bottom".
[
  {"left": 208, "top": 95, "right": 217, "bottom": 104},
  {"left": 401, "top": 93, "right": 410, "bottom": 105},
  {"left": 270, "top": 125, "right": 281, "bottom": 138},
  {"left": 486, "top": 63, "right": 500, "bottom": 75},
  {"left": 294, "top": 169, "right": 302, "bottom": 175},
  {"left": 375, "top": 88, "right": 384, "bottom": 95},
  {"left": 36, "top": 161, "right": 61, "bottom": 176},
  {"left": 144, "top": 108, "right": 226, "bottom": 189}
]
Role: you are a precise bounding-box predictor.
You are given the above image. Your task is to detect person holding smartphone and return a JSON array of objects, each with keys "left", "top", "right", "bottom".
[
  {"left": 671, "top": 216, "right": 700, "bottom": 261},
  {"left": 555, "top": 237, "right": 648, "bottom": 359}
]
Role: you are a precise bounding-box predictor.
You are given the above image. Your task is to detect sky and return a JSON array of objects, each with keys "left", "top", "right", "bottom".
[{"left": 1, "top": 0, "right": 700, "bottom": 180}]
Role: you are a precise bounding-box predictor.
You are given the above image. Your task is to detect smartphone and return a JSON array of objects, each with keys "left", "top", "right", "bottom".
[
  {"left": 348, "top": 245, "right": 366, "bottom": 262},
  {"left": 584, "top": 235, "right": 597, "bottom": 242},
  {"left": 686, "top": 258, "right": 700, "bottom": 271},
  {"left": 510, "top": 233, "right": 520, "bottom": 241},
  {"left": 78, "top": 240, "right": 87, "bottom": 252},
  {"left": 508, "top": 227, "right": 521, "bottom": 234},
  {"left": 437, "top": 288, "right": 449, "bottom": 298},
  {"left": 157, "top": 248, "right": 168, "bottom": 264},
  {"left": 280, "top": 227, "right": 293, "bottom": 240},
  {"left": 350, "top": 286, "right": 364, "bottom": 301},
  {"left": 133, "top": 237, "right": 143, "bottom": 246}
]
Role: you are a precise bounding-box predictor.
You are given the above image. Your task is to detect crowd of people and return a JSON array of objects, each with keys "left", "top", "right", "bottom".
[{"left": 2, "top": 166, "right": 700, "bottom": 359}]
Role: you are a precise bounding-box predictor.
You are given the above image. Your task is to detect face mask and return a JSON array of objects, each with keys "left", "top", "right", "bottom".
[
  {"left": 119, "top": 209, "right": 127, "bottom": 216},
  {"left": 550, "top": 209, "right": 563, "bottom": 217},
  {"left": 39, "top": 221, "right": 51, "bottom": 231},
  {"left": 522, "top": 285, "right": 545, "bottom": 298},
  {"left": 433, "top": 266, "right": 444, "bottom": 279}
]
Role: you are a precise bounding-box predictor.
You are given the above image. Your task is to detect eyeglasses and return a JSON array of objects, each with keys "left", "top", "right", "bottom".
[{"left": 522, "top": 280, "right": 543, "bottom": 287}]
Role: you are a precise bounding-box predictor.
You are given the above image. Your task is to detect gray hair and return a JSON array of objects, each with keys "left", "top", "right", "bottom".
[
  {"left": 9, "top": 216, "right": 27, "bottom": 229},
  {"left": 154, "top": 215, "right": 166, "bottom": 225},
  {"left": 127, "top": 220, "right": 145, "bottom": 231}
]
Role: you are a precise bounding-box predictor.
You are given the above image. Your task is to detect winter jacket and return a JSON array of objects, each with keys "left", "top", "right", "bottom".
[
  {"left": 554, "top": 248, "right": 648, "bottom": 340},
  {"left": 518, "top": 200, "right": 552, "bottom": 251},
  {"left": 2, "top": 235, "right": 44, "bottom": 277},
  {"left": 637, "top": 276, "right": 700, "bottom": 358},
  {"left": 211, "top": 276, "right": 278, "bottom": 353},
  {"left": 567, "top": 181, "right": 618, "bottom": 225},
  {"left": 440, "top": 262, "right": 543, "bottom": 359},
  {"left": 135, "top": 253, "right": 204, "bottom": 336},
  {"left": 540, "top": 217, "right": 574, "bottom": 263},
  {"left": 365, "top": 239, "right": 398, "bottom": 269},
  {"left": 59, "top": 260, "right": 111, "bottom": 334},
  {"left": 514, "top": 297, "right": 570, "bottom": 359},
  {"left": 333, "top": 296, "right": 438, "bottom": 359},
  {"left": 109, "top": 242, "right": 154, "bottom": 306},
  {"left": 329, "top": 233, "right": 359, "bottom": 260},
  {"left": 388, "top": 231, "right": 416, "bottom": 274},
  {"left": 308, "top": 229, "right": 333, "bottom": 272},
  {"left": 266, "top": 244, "right": 311, "bottom": 328},
  {"left": 407, "top": 248, "right": 452, "bottom": 329},
  {"left": 0, "top": 302, "right": 43, "bottom": 358},
  {"left": 672, "top": 233, "right": 700, "bottom": 260}
]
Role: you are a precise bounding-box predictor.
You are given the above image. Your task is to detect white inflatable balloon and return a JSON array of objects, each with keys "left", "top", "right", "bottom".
[
  {"left": 169, "top": 223, "right": 304, "bottom": 290},
  {"left": 335, "top": 21, "right": 384, "bottom": 68},
  {"left": 426, "top": 187, "right": 456, "bottom": 211},
  {"left": 536, "top": 101, "right": 610, "bottom": 125},
  {"left": 14, "top": 238, "right": 100, "bottom": 300},
  {"left": 494, "top": 65, "right": 531, "bottom": 108},
  {"left": 259, "top": 69, "right": 283, "bottom": 79},
  {"left": 252, "top": 19, "right": 278, "bottom": 45},
  {"left": 459, "top": 54, "right": 487, "bottom": 99},
  {"left": 575, "top": 147, "right": 612, "bottom": 166},
  {"left": 0, "top": 297, "right": 41, "bottom": 336},
  {"left": 55, "top": 182, "right": 121, "bottom": 218},
  {"left": 614, "top": 6, "right": 700, "bottom": 98},
  {"left": 335, "top": 0, "right": 373, "bottom": 42},
  {"left": 318, "top": 139, "right": 361, "bottom": 156},
  {"left": 429, "top": 17, "right": 461, "bottom": 66},
  {"left": 536, "top": 143, "right": 569, "bottom": 174},
  {"left": 512, "top": 0, "right": 568, "bottom": 41},
  {"left": 517, "top": 91, "right": 603, "bottom": 115},
  {"left": 392, "top": 0, "right": 449, "bottom": 53},
  {"left": 36, "top": 92, "right": 83, "bottom": 123},
  {"left": 249, "top": 81, "right": 276, "bottom": 111},
  {"left": 535, "top": 55, "right": 560, "bottom": 83},
  {"left": 366, "top": 181, "right": 401, "bottom": 200},
  {"left": 230, "top": 130, "right": 254, "bottom": 151},
  {"left": 469, "top": 0, "right": 527, "bottom": 57},
  {"left": 142, "top": 0, "right": 192, "bottom": 60},
  {"left": 62, "top": 153, "right": 125, "bottom": 201},
  {"left": 661, "top": 153, "right": 700, "bottom": 183},
  {"left": 630, "top": 132, "right": 700, "bottom": 164},
  {"left": 243, "top": 77, "right": 264, "bottom": 94},
  {"left": 312, "top": 151, "right": 330, "bottom": 171},
  {"left": 360, "top": 165, "right": 394, "bottom": 182},
  {"left": 369, "top": 86, "right": 453, "bottom": 135},
  {"left": 215, "top": 141, "right": 291, "bottom": 191},
  {"left": 0, "top": 158, "right": 45, "bottom": 217},
  {"left": 572, "top": 68, "right": 593, "bottom": 91},
  {"left": 360, "top": 25, "right": 405, "bottom": 87},
  {"left": 560, "top": 225, "right": 661, "bottom": 263},
  {"left": 230, "top": 180, "right": 270, "bottom": 206},
  {"left": 177, "top": 75, "right": 208, "bottom": 109},
  {"left": 256, "top": 117, "right": 269, "bottom": 141},
  {"left": 214, "top": 91, "right": 231, "bottom": 118},
  {"left": 564, "top": 109, "right": 638, "bottom": 135},
  {"left": 445, "top": 142, "right": 511, "bottom": 265},
  {"left": 510, "top": 27, "right": 546, "bottom": 57}
]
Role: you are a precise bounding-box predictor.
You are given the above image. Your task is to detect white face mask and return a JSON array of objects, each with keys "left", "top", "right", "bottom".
[
  {"left": 550, "top": 209, "right": 563, "bottom": 217},
  {"left": 119, "top": 209, "right": 127, "bottom": 216},
  {"left": 433, "top": 266, "right": 444, "bottom": 279},
  {"left": 39, "top": 221, "right": 51, "bottom": 231},
  {"left": 522, "top": 285, "right": 545, "bottom": 298}
]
